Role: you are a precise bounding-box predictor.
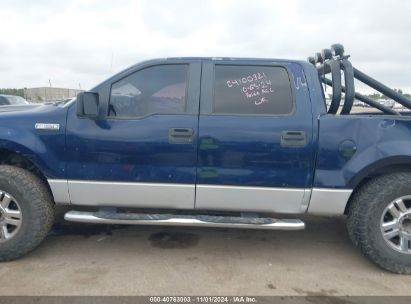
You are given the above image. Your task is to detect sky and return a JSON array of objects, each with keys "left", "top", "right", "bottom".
[{"left": 0, "top": 0, "right": 410, "bottom": 94}]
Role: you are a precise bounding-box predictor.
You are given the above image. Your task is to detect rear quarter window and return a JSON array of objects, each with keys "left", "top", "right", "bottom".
[{"left": 213, "top": 65, "right": 294, "bottom": 115}]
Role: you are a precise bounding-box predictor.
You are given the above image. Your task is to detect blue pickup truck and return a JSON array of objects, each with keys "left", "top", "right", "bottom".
[{"left": 0, "top": 44, "right": 410, "bottom": 274}]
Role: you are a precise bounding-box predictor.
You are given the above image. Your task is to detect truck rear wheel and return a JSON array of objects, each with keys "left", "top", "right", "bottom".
[
  {"left": 0, "top": 165, "right": 54, "bottom": 261},
  {"left": 347, "top": 172, "right": 411, "bottom": 274}
]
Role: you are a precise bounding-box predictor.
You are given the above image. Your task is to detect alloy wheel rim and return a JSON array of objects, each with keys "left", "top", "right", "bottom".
[
  {"left": 0, "top": 191, "right": 22, "bottom": 243},
  {"left": 380, "top": 195, "right": 411, "bottom": 254}
]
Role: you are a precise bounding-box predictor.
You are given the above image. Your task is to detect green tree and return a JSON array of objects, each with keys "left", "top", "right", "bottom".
[
  {"left": 0, "top": 88, "right": 25, "bottom": 98},
  {"left": 367, "top": 92, "right": 382, "bottom": 100}
]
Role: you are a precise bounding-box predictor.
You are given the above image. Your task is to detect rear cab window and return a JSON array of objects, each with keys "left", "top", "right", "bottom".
[{"left": 213, "top": 65, "right": 294, "bottom": 115}]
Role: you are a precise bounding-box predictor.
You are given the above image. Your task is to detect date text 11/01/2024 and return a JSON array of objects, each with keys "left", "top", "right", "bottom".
[
  {"left": 225, "top": 72, "right": 274, "bottom": 105},
  {"left": 149, "top": 296, "right": 257, "bottom": 303}
]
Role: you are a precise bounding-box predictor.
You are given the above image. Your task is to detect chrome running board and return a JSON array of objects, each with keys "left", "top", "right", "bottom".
[{"left": 64, "top": 210, "right": 305, "bottom": 230}]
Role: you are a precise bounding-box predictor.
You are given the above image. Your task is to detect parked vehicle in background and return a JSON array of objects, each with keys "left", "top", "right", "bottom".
[
  {"left": 0, "top": 95, "right": 29, "bottom": 106},
  {"left": 380, "top": 99, "right": 395, "bottom": 109},
  {"left": 353, "top": 100, "right": 363, "bottom": 107},
  {"left": 0, "top": 44, "right": 410, "bottom": 274},
  {"left": 0, "top": 95, "right": 40, "bottom": 113}
]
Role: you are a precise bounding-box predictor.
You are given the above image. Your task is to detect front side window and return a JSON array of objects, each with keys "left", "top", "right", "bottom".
[
  {"left": 213, "top": 65, "right": 294, "bottom": 115},
  {"left": 109, "top": 65, "right": 188, "bottom": 118}
]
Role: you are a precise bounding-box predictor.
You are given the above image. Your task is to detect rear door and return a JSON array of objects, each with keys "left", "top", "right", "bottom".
[{"left": 195, "top": 60, "right": 314, "bottom": 213}]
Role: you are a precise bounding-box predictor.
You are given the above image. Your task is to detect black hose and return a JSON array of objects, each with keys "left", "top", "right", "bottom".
[
  {"left": 354, "top": 68, "right": 411, "bottom": 110},
  {"left": 325, "top": 60, "right": 342, "bottom": 114},
  {"left": 340, "top": 60, "right": 355, "bottom": 114}
]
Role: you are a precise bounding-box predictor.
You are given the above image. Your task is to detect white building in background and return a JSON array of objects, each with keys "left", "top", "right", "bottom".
[{"left": 24, "top": 87, "right": 83, "bottom": 103}]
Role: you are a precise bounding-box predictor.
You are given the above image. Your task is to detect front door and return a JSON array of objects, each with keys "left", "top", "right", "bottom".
[
  {"left": 195, "top": 61, "right": 314, "bottom": 213},
  {"left": 66, "top": 62, "right": 201, "bottom": 209}
]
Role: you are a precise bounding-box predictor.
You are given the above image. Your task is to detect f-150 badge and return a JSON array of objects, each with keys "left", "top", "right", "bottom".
[{"left": 35, "top": 123, "right": 60, "bottom": 131}]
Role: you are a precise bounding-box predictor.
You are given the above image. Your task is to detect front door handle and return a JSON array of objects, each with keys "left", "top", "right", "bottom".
[
  {"left": 280, "top": 131, "right": 307, "bottom": 148},
  {"left": 168, "top": 128, "right": 194, "bottom": 144}
]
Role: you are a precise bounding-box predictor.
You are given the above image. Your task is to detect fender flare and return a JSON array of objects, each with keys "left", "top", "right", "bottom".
[{"left": 347, "top": 156, "right": 411, "bottom": 189}]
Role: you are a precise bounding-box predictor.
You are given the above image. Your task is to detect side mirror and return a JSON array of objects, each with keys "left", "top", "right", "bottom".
[{"left": 76, "top": 92, "right": 100, "bottom": 118}]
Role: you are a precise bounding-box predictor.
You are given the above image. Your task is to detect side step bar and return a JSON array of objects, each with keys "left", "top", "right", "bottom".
[{"left": 64, "top": 211, "right": 305, "bottom": 230}]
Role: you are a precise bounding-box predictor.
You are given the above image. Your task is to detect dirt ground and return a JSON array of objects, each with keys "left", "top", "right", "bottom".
[{"left": 0, "top": 210, "right": 410, "bottom": 296}]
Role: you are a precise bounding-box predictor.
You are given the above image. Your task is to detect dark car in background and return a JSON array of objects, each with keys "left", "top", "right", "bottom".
[{"left": 0, "top": 95, "right": 29, "bottom": 105}]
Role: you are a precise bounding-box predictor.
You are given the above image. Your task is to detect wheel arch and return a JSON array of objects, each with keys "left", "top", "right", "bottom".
[
  {"left": 0, "top": 147, "right": 54, "bottom": 202},
  {"left": 344, "top": 156, "right": 411, "bottom": 214}
]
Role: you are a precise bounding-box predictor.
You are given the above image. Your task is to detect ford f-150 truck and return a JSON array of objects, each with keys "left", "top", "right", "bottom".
[{"left": 0, "top": 44, "right": 410, "bottom": 274}]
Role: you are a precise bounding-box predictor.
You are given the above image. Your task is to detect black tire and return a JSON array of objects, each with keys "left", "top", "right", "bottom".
[
  {"left": 0, "top": 165, "right": 55, "bottom": 261},
  {"left": 347, "top": 172, "right": 411, "bottom": 274}
]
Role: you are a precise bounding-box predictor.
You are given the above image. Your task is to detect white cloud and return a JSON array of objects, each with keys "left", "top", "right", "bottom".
[{"left": 0, "top": 0, "right": 410, "bottom": 93}]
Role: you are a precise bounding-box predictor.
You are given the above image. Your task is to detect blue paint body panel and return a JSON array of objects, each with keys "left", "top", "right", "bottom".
[
  {"left": 65, "top": 105, "right": 199, "bottom": 183},
  {"left": 0, "top": 57, "right": 410, "bottom": 197},
  {"left": 314, "top": 115, "right": 411, "bottom": 189},
  {"left": 197, "top": 61, "right": 315, "bottom": 188},
  {"left": 0, "top": 105, "right": 67, "bottom": 178},
  {"left": 197, "top": 115, "right": 314, "bottom": 187}
]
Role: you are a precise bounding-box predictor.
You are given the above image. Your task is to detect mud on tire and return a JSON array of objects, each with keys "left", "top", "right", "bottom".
[
  {"left": 347, "top": 172, "right": 411, "bottom": 274},
  {"left": 0, "top": 165, "right": 55, "bottom": 261}
]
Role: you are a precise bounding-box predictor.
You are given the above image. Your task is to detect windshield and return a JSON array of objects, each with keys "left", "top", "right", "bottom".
[{"left": 5, "top": 96, "right": 29, "bottom": 105}]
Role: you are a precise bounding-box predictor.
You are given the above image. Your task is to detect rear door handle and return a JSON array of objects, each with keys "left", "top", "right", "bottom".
[
  {"left": 280, "top": 131, "right": 307, "bottom": 148},
  {"left": 168, "top": 128, "right": 194, "bottom": 144}
]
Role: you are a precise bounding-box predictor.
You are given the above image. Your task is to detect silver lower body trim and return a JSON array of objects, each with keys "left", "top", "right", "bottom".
[
  {"left": 48, "top": 179, "right": 70, "bottom": 204},
  {"left": 67, "top": 180, "right": 195, "bottom": 209},
  {"left": 48, "top": 179, "right": 352, "bottom": 216},
  {"left": 307, "top": 188, "right": 353, "bottom": 215},
  {"left": 195, "top": 185, "right": 310, "bottom": 214},
  {"left": 64, "top": 210, "right": 305, "bottom": 230}
]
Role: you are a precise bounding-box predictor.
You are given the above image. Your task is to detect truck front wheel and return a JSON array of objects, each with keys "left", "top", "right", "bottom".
[
  {"left": 0, "top": 165, "right": 55, "bottom": 261},
  {"left": 347, "top": 172, "right": 411, "bottom": 274}
]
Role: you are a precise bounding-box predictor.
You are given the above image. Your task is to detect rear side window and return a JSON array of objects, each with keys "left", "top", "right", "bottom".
[
  {"left": 109, "top": 65, "right": 188, "bottom": 118},
  {"left": 0, "top": 97, "right": 8, "bottom": 105},
  {"left": 213, "top": 65, "right": 294, "bottom": 115}
]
